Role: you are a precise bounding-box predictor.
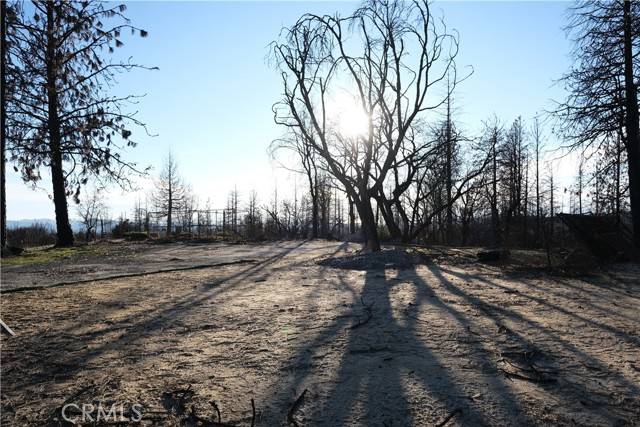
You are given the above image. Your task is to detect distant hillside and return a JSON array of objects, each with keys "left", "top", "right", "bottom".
[{"left": 7, "top": 219, "right": 85, "bottom": 233}]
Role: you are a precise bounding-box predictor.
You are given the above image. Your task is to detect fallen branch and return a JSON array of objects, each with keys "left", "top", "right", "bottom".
[
  {"left": 350, "top": 297, "right": 374, "bottom": 329},
  {"left": 498, "top": 367, "right": 557, "bottom": 384},
  {"left": 0, "top": 318, "right": 16, "bottom": 336},
  {"left": 435, "top": 408, "right": 462, "bottom": 427},
  {"left": 210, "top": 400, "right": 221, "bottom": 423},
  {"left": 287, "top": 388, "right": 308, "bottom": 427},
  {"left": 209, "top": 400, "right": 222, "bottom": 423},
  {"left": 251, "top": 398, "right": 256, "bottom": 427}
]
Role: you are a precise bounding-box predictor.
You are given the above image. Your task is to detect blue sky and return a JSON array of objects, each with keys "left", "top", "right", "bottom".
[{"left": 6, "top": 0, "right": 574, "bottom": 220}]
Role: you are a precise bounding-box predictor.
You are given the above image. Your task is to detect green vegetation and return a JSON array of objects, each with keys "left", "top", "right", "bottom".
[
  {"left": 124, "top": 231, "right": 149, "bottom": 242},
  {"left": 2, "top": 243, "right": 126, "bottom": 266}
]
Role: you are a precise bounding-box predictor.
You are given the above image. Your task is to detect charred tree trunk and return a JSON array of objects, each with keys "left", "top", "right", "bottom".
[
  {"left": 311, "top": 193, "right": 319, "bottom": 238},
  {"left": 616, "top": 134, "right": 622, "bottom": 224},
  {"left": 307, "top": 169, "right": 318, "bottom": 238},
  {"left": 356, "top": 193, "right": 380, "bottom": 252},
  {"left": 348, "top": 195, "right": 356, "bottom": 234},
  {"left": 490, "top": 136, "right": 501, "bottom": 247},
  {"left": 375, "top": 194, "right": 402, "bottom": 241},
  {"left": 1, "top": 0, "right": 6, "bottom": 249},
  {"left": 461, "top": 214, "right": 470, "bottom": 246},
  {"left": 46, "top": 4, "right": 73, "bottom": 247},
  {"left": 445, "top": 93, "right": 454, "bottom": 245},
  {"left": 623, "top": 0, "right": 640, "bottom": 245},
  {"left": 166, "top": 186, "right": 172, "bottom": 237}
]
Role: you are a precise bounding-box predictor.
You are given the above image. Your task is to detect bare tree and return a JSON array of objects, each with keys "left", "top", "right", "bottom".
[
  {"left": 152, "top": 152, "right": 188, "bottom": 237},
  {"left": 592, "top": 134, "right": 628, "bottom": 219},
  {"left": 457, "top": 179, "right": 483, "bottom": 245},
  {"left": 500, "top": 117, "right": 529, "bottom": 244},
  {"left": 555, "top": 0, "right": 639, "bottom": 244},
  {"left": 178, "top": 193, "right": 197, "bottom": 235},
  {"left": 479, "top": 117, "right": 504, "bottom": 246},
  {"left": 227, "top": 187, "right": 240, "bottom": 235},
  {"left": 77, "top": 188, "right": 106, "bottom": 241},
  {"left": 272, "top": 0, "right": 462, "bottom": 251},
  {"left": 0, "top": 0, "right": 9, "bottom": 249},
  {"left": 532, "top": 116, "right": 544, "bottom": 243},
  {"left": 245, "top": 190, "right": 262, "bottom": 239},
  {"left": 270, "top": 121, "right": 321, "bottom": 238}
]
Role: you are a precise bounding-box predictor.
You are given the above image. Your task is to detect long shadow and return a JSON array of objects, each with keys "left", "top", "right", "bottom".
[
  {"left": 439, "top": 265, "right": 640, "bottom": 352},
  {"left": 5, "top": 240, "right": 310, "bottom": 394},
  {"left": 429, "top": 264, "right": 640, "bottom": 422},
  {"left": 7, "top": 243, "right": 636, "bottom": 425},
  {"left": 315, "top": 268, "right": 492, "bottom": 426},
  {"left": 266, "top": 257, "right": 640, "bottom": 425},
  {"left": 265, "top": 263, "right": 536, "bottom": 426},
  {"left": 258, "top": 267, "right": 361, "bottom": 422},
  {"left": 499, "top": 266, "right": 640, "bottom": 320},
  {"left": 510, "top": 272, "right": 639, "bottom": 324}
]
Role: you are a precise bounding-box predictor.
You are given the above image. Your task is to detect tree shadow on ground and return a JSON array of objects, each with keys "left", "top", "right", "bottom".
[
  {"left": 264, "top": 259, "right": 639, "bottom": 426},
  {"left": 264, "top": 263, "right": 537, "bottom": 426},
  {"left": 4, "top": 241, "right": 312, "bottom": 395}
]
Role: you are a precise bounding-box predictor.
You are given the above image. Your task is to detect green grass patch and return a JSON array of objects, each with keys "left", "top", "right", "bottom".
[{"left": 2, "top": 244, "right": 125, "bottom": 267}]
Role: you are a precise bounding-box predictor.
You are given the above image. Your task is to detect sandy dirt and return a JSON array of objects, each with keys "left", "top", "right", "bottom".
[
  {"left": 1, "top": 240, "right": 639, "bottom": 426},
  {"left": 1, "top": 241, "right": 307, "bottom": 291}
]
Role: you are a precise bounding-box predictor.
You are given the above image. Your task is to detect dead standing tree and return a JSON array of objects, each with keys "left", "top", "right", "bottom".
[
  {"left": 0, "top": 0, "right": 11, "bottom": 249},
  {"left": 152, "top": 152, "right": 188, "bottom": 238},
  {"left": 478, "top": 117, "right": 504, "bottom": 247},
  {"left": 270, "top": 125, "right": 321, "bottom": 238},
  {"left": 4, "top": 0, "right": 154, "bottom": 247},
  {"left": 532, "top": 116, "right": 544, "bottom": 245},
  {"left": 76, "top": 188, "right": 106, "bottom": 241},
  {"left": 272, "top": 0, "right": 461, "bottom": 251},
  {"left": 555, "top": 0, "right": 640, "bottom": 244}
]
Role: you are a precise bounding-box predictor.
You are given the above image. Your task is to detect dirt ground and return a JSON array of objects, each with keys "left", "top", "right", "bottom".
[{"left": 1, "top": 240, "right": 639, "bottom": 426}]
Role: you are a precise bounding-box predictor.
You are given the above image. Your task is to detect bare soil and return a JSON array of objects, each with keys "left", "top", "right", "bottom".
[{"left": 1, "top": 240, "right": 639, "bottom": 426}]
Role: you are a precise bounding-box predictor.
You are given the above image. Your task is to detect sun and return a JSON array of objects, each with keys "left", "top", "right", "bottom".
[{"left": 330, "top": 94, "right": 370, "bottom": 139}]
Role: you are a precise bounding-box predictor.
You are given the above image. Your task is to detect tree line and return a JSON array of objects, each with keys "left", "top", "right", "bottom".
[
  {"left": 270, "top": 0, "right": 639, "bottom": 252},
  {"left": 1, "top": 0, "right": 638, "bottom": 252}
]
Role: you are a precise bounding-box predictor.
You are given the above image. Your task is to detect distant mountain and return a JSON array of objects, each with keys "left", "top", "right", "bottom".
[{"left": 7, "top": 219, "right": 85, "bottom": 233}]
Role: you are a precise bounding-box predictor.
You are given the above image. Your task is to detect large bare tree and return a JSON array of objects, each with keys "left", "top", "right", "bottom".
[{"left": 272, "top": 0, "right": 462, "bottom": 251}]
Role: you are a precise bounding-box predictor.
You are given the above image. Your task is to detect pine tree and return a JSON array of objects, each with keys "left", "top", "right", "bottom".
[{"left": 5, "top": 1, "right": 154, "bottom": 246}]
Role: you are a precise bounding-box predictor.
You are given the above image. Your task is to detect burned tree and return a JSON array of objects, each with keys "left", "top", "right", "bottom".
[
  {"left": 532, "top": 116, "right": 544, "bottom": 244},
  {"left": 76, "top": 188, "right": 106, "bottom": 241},
  {"left": 500, "top": 117, "right": 529, "bottom": 244},
  {"left": 5, "top": 1, "right": 154, "bottom": 247},
  {"left": 152, "top": 152, "right": 188, "bottom": 237},
  {"left": 272, "top": 0, "right": 461, "bottom": 251},
  {"left": 270, "top": 126, "right": 320, "bottom": 238},
  {"left": 1, "top": 0, "right": 10, "bottom": 249},
  {"left": 478, "top": 117, "right": 504, "bottom": 246},
  {"left": 555, "top": 0, "right": 639, "bottom": 244}
]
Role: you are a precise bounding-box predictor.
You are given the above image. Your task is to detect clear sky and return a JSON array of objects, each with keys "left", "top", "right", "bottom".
[{"left": 6, "top": 0, "right": 575, "bottom": 220}]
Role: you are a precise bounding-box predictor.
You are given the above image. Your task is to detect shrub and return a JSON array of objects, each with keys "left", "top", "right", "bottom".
[
  {"left": 111, "top": 219, "right": 134, "bottom": 238},
  {"left": 6, "top": 223, "right": 56, "bottom": 248},
  {"left": 124, "top": 231, "right": 148, "bottom": 241}
]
